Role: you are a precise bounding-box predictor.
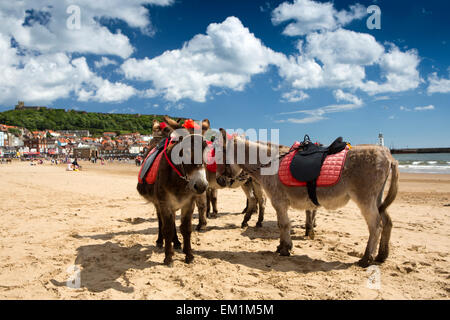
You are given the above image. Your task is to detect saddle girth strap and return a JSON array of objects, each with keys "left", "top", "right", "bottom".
[{"left": 307, "top": 180, "right": 320, "bottom": 206}]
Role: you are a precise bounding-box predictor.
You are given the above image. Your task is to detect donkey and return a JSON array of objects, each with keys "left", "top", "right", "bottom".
[
  {"left": 136, "top": 116, "right": 209, "bottom": 265},
  {"left": 144, "top": 119, "right": 208, "bottom": 250},
  {"left": 201, "top": 119, "right": 266, "bottom": 228},
  {"left": 216, "top": 129, "right": 399, "bottom": 267}
]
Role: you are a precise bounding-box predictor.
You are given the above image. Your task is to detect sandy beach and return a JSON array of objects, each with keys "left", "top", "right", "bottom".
[{"left": 0, "top": 161, "right": 449, "bottom": 299}]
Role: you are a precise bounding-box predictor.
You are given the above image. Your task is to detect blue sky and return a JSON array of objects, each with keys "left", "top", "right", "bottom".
[{"left": 0, "top": 0, "right": 449, "bottom": 147}]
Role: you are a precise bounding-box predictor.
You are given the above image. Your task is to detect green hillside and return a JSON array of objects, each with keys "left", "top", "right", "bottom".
[{"left": 0, "top": 108, "right": 173, "bottom": 136}]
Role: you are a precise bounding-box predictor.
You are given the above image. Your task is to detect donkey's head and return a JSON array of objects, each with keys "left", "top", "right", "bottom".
[
  {"left": 215, "top": 128, "right": 243, "bottom": 187},
  {"left": 164, "top": 116, "right": 210, "bottom": 194}
]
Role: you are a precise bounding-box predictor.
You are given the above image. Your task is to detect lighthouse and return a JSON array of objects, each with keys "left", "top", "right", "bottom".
[{"left": 378, "top": 133, "right": 384, "bottom": 146}]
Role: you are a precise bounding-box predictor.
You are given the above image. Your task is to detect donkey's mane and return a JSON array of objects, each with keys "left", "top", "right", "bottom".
[{"left": 233, "top": 136, "right": 289, "bottom": 156}]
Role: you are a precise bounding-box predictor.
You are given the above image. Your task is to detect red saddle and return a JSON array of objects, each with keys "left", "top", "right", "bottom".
[
  {"left": 137, "top": 147, "right": 164, "bottom": 185},
  {"left": 144, "top": 152, "right": 163, "bottom": 184},
  {"left": 279, "top": 142, "right": 349, "bottom": 187}
]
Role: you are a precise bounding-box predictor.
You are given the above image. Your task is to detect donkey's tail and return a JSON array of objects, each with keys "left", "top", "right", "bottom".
[{"left": 379, "top": 160, "right": 399, "bottom": 213}]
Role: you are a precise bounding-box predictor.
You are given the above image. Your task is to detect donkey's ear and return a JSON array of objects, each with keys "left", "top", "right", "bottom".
[
  {"left": 164, "top": 115, "right": 182, "bottom": 129},
  {"left": 161, "top": 125, "right": 173, "bottom": 137},
  {"left": 152, "top": 119, "right": 160, "bottom": 132},
  {"left": 219, "top": 128, "right": 228, "bottom": 145},
  {"left": 202, "top": 119, "right": 210, "bottom": 134}
]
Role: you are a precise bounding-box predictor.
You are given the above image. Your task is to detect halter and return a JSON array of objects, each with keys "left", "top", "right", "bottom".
[{"left": 163, "top": 133, "right": 206, "bottom": 183}]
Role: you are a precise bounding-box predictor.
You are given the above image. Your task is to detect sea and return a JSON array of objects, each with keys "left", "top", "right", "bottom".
[{"left": 393, "top": 153, "right": 450, "bottom": 174}]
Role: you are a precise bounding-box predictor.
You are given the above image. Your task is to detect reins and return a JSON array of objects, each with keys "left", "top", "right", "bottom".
[
  {"left": 163, "top": 133, "right": 206, "bottom": 183},
  {"left": 163, "top": 138, "right": 188, "bottom": 181}
]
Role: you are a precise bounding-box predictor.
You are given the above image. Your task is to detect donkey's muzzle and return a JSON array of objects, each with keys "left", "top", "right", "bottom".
[
  {"left": 193, "top": 182, "right": 207, "bottom": 194},
  {"left": 216, "top": 176, "right": 227, "bottom": 188}
]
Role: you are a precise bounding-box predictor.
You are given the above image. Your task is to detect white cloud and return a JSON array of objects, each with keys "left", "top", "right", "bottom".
[
  {"left": 333, "top": 89, "right": 363, "bottom": 105},
  {"left": 427, "top": 72, "right": 450, "bottom": 94},
  {"left": 0, "top": 1, "right": 173, "bottom": 105},
  {"left": 274, "top": 29, "right": 420, "bottom": 95},
  {"left": 281, "top": 90, "right": 309, "bottom": 102},
  {"left": 0, "top": 1, "right": 172, "bottom": 59},
  {"left": 399, "top": 106, "right": 411, "bottom": 111},
  {"left": 121, "top": 14, "right": 421, "bottom": 104},
  {"left": 278, "top": 29, "right": 421, "bottom": 95},
  {"left": 360, "top": 47, "right": 421, "bottom": 94},
  {"left": 272, "top": 0, "right": 366, "bottom": 36},
  {"left": 278, "top": 87, "right": 363, "bottom": 123},
  {"left": 94, "top": 57, "right": 118, "bottom": 68},
  {"left": 0, "top": 33, "right": 136, "bottom": 105},
  {"left": 277, "top": 115, "right": 326, "bottom": 124},
  {"left": 374, "top": 95, "right": 391, "bottom": 101},
  {"left": 121, "top": 16, "right": 284, "bottom": 102},
  {"left": 270, "top": 1, "right": 421, "bottom": 97},
  {"left": 305, "top": 28, "right": 384, "bottom": 66},
  {"left": 414, "top": 105, "right": 435, "bottom": 111},
  {"left": 78, "top": 79, "right": 136, "bottom": 103},
  {"left": 278, "top": 103, "right": 363, "bottom": 124}
]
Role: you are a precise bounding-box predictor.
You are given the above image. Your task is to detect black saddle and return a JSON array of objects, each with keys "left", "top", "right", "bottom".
[
  {"left": 139, "top": 137, "right": 167, "bottom": 183},
  {"left": 290, "top": 135, "right": 347, "bottom": 206}
]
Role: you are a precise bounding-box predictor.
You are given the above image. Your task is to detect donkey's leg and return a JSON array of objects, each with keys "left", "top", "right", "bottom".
[
  {"left": 206, "top": 188, "right": 212, "bottom": 218},
  {"left": 376, "top": 209, "right": 392, "bottom": 263},
  {"left": 375, "top": 178, "right": 393, "bottom": 263},
  {"left": 272, "top": 200, "right": 292, "bottom": 256},
  {"left": 161, "top": 208, "right": 176, "bottom": 265},
  {"left": 172, "top": 220, "right": 181, "bottom": 250},
  {"left": 253, "top": 181, "right": 266, "bottom": 228},
  {"left": 305, "top": 210, "right": 317, "bottom": 239},
  {"left": 195, "top": 194, "right": 208, "bottom": 231},
  {"left": 156, "top": 208, "right": 164, "bottom": 248},
  {"left": 242, "top": 199, "right": 249, "bottom": 214},
  {"left": 358, "top": 202, "right": 383, "bottom": 267},
  {"left": 240, "top": 181, "right": 258, "bottom": 228},
  {"left": 180, "top": 200, "right": 195, "bottom": 264},
  {"left": 210, "top": 188, "right": 218, "bottom": 217}
]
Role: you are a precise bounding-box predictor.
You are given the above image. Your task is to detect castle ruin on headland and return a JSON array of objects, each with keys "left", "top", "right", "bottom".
[{"left": 15, "top": 101, "right": 47, "bottom": 111}]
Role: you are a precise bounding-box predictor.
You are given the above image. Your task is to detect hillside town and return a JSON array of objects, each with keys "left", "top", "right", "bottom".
[{"left": 0, "top": 123, "right": 153, "bottom": 160}]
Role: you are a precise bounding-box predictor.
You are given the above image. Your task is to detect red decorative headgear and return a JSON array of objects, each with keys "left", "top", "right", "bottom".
[{"left": 182, "top": 119, "right": 201, "bottom": 130}]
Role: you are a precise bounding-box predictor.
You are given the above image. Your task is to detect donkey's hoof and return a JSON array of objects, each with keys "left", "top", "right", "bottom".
[
  {"left": 276, "top": 244, "right": 291, "bottom": 256},
  {"left": 185, "top": 254, "right": 194, "bottom": 264},
  {"left": 305, "top": 229, "right": 315, "bottom": 240},
  {"left": 163, "top": 257, "right": 173, "bottom": 266},
  {"left": 241, "top": 221, "right": 248, "bottom": 228},
  {"left": 256, "top": 221, "right": 263, "bottom": 228},
  {"left": 375, "top": 253, "right": 388, "bottom": 263},
  {"left": 196, "top": 224, "right": 206, "bottom": 231},
  {"left": 358, "top": 257, "right": 374, "bottom": 268},
  {"left": 208, "top": 213, "right": 217, "bottom": 219},
  {"left": 156, "top": 241, "right": 163, "bottom": 248},
  {"left": 173, "top": 242, "right": 182, "bottom": 250}
]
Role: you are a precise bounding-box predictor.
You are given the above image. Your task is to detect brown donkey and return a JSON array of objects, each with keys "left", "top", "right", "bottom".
[
  {"left": 200, "top": 119, "right": 266, "bottom": 228},
  {"left": 145, "top": 119, "right": 208, "bottom": 249},
  {"left": 216, "top": 129, "right": 399, "bottom": 267},
  {"left": 137, "top": 117, "right": 209, "bottom": 265}
]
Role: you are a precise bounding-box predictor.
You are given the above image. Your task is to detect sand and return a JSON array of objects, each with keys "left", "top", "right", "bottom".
[{"left": 0, "top": 161, "right": 449, "bottom": 300}]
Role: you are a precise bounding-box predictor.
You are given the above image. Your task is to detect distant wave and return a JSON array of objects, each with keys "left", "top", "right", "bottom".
[
  {"left": 398, "top": 160, "right": 449, "bottom": 166},
  {"left": 399, "top": 164, "right": 450, "bottom": 174}
]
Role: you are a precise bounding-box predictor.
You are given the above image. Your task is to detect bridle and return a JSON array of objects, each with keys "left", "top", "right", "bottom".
[{"left": 163, "top": 133, "right": 206, "bottom": 183}]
